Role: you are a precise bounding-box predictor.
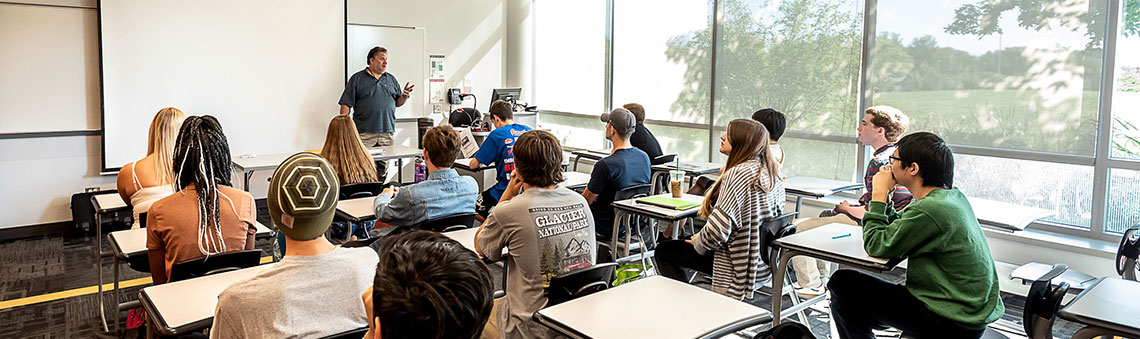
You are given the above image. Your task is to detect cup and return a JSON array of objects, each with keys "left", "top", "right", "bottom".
[{"left": 669, "top": 170, "right": 685, "bottom": 198}]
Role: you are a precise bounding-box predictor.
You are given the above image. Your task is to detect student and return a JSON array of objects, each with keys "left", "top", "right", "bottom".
[
  {"left": 145, "top": 116, "right": 255, "bottom": 285},
  {"left": 117, "top": 107, "right": 185, "bottom": 229},
  {"left": 791, "top": 106, "right": 912, "bottom": 296},
  {"left": 469, "top": 99, "right": 532, "bottom": 221},
  {"left": 623, "top": 103, "right": 666, "bottom": 164},
  {"left": 750, "top": 108, "right": 786, "bottom": 167},
  {"left": 475, "top": 130, "right": 596, "bottom": 339},
  {"left": 321, "top": 115, "right": 379, "bottom": 242},
  {"left": 828, "top": 132, "right": 1004, "bottom": 339},
  {"left": 362, "top": 230, "right": 494, "bottom": 339},
  {"left": 654, "top": 119, "right": 785, "bottom": 300},
  {"left": 583, "top": 108, "right": 651, "bottom": 239},
  {"left": 373, "top": 125, "right": 478, "bottom": 228},
  {"left": 211, "top": 152, "right": 378, "bottom": 338}
]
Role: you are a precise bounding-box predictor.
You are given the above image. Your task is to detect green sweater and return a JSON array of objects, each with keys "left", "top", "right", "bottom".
[{"left": 862, "top": 188, "right": 1005, "bottom": 329}]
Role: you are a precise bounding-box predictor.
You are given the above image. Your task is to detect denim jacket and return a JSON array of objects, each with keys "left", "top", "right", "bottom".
[{"left": 373, "top": 168, "right": 479, "bottom": 228}]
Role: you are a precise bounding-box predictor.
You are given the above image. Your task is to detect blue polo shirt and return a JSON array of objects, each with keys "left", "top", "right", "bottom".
[
  {"left": 338, "top": 69, "right": 400, "bottom": 133},
  {"left": 473, "top": 123, "right": 532, "bottom": 200}
]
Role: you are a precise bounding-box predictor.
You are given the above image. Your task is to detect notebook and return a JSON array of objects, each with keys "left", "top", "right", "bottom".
[{"left": 636, "top": 196, "right": 700, "bottom": 210}]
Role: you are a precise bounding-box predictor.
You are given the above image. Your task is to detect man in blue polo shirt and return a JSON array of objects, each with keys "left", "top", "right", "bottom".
[
  {"left": 470, "top": 100, "right": 531, "bottom": 221},
  {"left": 338, "top": 46, "right": 414, "bottom": 179}
]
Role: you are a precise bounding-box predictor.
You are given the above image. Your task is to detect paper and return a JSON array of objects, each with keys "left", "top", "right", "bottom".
[{"left": 458, "top": 128, "right": 479, "bottom": 158}]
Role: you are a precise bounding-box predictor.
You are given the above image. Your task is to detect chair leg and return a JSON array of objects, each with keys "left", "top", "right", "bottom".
[{"left": 784, "top": 271, "right": 809, "bottom": 323}]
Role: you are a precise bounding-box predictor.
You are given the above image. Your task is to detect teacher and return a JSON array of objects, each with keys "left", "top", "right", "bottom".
[{"left": 338, "top": 46, "right": 414, "bottom": 179}]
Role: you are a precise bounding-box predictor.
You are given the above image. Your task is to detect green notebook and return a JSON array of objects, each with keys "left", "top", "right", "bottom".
[{"left": 636, "top": 196, "right": 700, "bottom": 210}]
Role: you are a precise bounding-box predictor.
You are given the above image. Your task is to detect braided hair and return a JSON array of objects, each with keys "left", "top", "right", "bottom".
[{"left": 172, "top": 115, "right": 234, "bottom": 256}]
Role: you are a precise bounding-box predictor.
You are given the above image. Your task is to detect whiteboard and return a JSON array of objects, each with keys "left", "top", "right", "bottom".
[
  {"left": 99, "top": 0, "right": 345, "bottom": 170},
  {"left": 347, "top": 25, "right": 427, "bottom": 119}
]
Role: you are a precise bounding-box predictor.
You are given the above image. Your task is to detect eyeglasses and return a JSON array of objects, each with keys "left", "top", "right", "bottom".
[{"left": 889, "top": 155, "right": 906, "bottom": 163}]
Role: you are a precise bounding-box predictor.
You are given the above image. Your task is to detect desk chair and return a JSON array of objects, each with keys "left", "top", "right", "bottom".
[
  {"left": 320, "top": 326, "right": 369, "bottom": 339},
  {"left": 544, "top": 262, "right": 618, "bottom": 307},
  {"left": 340, "top": 182, "right": 384, "bottom": 200},
  {"left": 653, "top": 153, "right": 677, "bottom": 166},
  {"left": 1010, "top": 225, "right": 1140, "bottom": 291},
  {"left": 755, "top": 212, "right": 809, "bottom": 323},
  {"left": 131, "top": 213, "right": 152, "bottom": 273},
  {"left": 421, "top": 213, "right": 476, "bottom": 233},
  {"left": 607, "top": 184, "right": 652, "bottom": 259},
  {"left": 913, "top": 264, "right": 1071, "bottom": 339},
  {"left": 168, "top": 250, "right": 262, "bottom": 282}
]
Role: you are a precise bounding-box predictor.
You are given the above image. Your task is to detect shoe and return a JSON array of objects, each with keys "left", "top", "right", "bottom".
[{"left": 794, "top": 282, "right": 826, "bottom": 298}]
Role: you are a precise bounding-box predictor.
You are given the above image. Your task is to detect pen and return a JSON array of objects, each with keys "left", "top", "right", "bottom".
[{"left": 831, "top": 233, "right": 851, "bottom": 239}]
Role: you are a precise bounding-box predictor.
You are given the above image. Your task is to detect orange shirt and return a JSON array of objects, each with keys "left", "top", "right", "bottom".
[{"left": 146, "top": 184, "right": 256, "bottom": 280}]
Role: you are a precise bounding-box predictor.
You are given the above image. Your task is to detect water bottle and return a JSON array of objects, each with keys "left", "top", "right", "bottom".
[{"left": 414, "top": 156, "right": 428, "bottom": 183}]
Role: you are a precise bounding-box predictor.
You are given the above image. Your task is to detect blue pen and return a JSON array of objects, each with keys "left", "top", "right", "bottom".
[{"left": 831, "top": 233, "right": 851, "bottom": 239}]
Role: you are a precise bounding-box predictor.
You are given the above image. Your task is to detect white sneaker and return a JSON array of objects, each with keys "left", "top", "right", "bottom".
[{"left": 794, "top": 282, "right": 826, "bottom": 298}]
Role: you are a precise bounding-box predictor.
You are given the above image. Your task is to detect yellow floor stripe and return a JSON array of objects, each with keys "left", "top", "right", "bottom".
[{"left": 0, "top": 256, "right": 274, "bottom": 310}]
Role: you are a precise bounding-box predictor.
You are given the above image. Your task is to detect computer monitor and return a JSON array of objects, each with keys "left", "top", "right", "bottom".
[{"left": 490, "top": 87, "right": 522, "bottom": 105}]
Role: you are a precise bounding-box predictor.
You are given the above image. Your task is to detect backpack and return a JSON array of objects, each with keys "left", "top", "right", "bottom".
[{"left": 753, "top": 322, "right": 816, "bottom": 339}]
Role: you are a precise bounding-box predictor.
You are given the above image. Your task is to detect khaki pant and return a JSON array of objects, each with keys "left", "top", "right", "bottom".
[
  {"left": 359, "top": 132, "right": 394, "bottom": 148},
  {"left": 791, "top": 214, "right": 858, "bottom": 288}
]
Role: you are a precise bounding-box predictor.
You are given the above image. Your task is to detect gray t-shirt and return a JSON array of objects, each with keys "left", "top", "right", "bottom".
[
  {"left": 338, "top": 69, "right": 400, "bottom": 133},
  {"left": 477, "top": 187, "right": 596, "bottom": 339},
  {"left": 210, "top": 247, "right": 379, "bottom": 339}
]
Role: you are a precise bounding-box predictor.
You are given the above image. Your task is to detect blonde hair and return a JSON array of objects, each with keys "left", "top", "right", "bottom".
[
  {"left": 147, "top": 107, "right": 186, "bottom": 186},
  {"left": 699, "top": 119, "right": 781, "bottom": 217},
  {"left": 321, "top": 115, "right": 379, "bottom": 185}
]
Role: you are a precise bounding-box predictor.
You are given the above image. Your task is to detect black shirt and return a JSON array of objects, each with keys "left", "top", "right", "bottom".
[
  {"left": 587, "top": 148, "right": 651, "bottom": 237},
  {"left": 630, "top": 124, "right": 666, "bottom": 164}
]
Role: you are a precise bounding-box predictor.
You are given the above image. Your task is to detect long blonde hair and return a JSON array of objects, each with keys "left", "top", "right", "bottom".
[
  {"left": 147, "top": 107, "right": 186, "bottom": 186},
  {"left": 699, "top": 119, "right": 782, "bottom": 217},
  {"left": 321, "top": 115, "right": 379, "bottom": 185}
]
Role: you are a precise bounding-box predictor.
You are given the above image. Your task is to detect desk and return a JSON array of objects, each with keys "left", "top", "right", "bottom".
[
  {"left": 1058, "top": 277, "right": 1140, "bottom": 339},
  {"left": 783, "top": 176, "right": 862, "bottom": 213},
  {"left": 648, "top": 161, "right": 721, "bottom": 195},
  {"left": 102, "top": 222, "right": 271, "bottom": 332},
  {"left": 570, "top": 150, "right": 609, "bottom": 171},
  {"left": 231, "top": 145, "right": 422, "bottom": 191},
  {"left": 92, "top": 192, "right": 130, "bottom": 332},
  {"left": 610, "top": 194, "right": 705, "bottom": 259},
  {"left": 769, "top": 223, "right": 897, "bottom": 325},
  {"left": 443, "top": 227, "right": 481, "bottom": 254},
  {"left": 335, "top": 197, "right": 377, "bottom": 223},
  {"left": 534, "top": 276, "right": 771, "bottom": 339},
  {"left": 560, "top": 171, "right": 591, "bottom": 191},
  {"left": 967, "top": 197, "right": 1055, "bottom": 232},
  {"left": 454, "top": 158, "right": 497, "bottom": 192},
  {"left": 139, "top": 264, "right": 274, "bottom": 336}
]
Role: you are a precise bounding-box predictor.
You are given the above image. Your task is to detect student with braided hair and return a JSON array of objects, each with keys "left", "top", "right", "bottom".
[{"left": 145, "top": 115, "right": 257, "bottom": 285}]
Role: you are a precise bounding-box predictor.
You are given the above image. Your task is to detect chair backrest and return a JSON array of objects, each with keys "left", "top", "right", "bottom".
[
  {"left": 613, "top": 184, "right": 652, "bottom": 236},
  {"left": 420, "top": 213, "right": 476, "bottom": 233},
  {"left": 168, "top": 250, "right": 263, "bottom": 282},
  {"left": 339, "top": 182, "right": 384, "bottom": 200},
  {"left": 545, "top": 262, "right": 618, "bottom": 307},
  {"left": 1118, "top": 226, "right": 1140, "bottom": 281},
  {"left": 342, "top": 236, "right": 383, "bottom": 249},
  {"left": 319, "top": 326, "right": 369, "bottom": 339},
  {"left": 652, "top": 154, "right": 677, "bottom": 165},
  {"left": 686, "top": 175, "right": 717, "bottom": 196},
  {"left": 138, "top": 212, "right": 147, "bottom": 228},
  {"left": 1023, "top": 263, "right": 1070, "bottom": 339},
  {"left": 758, "top": 212, "right": 799, "bottom": 267}
]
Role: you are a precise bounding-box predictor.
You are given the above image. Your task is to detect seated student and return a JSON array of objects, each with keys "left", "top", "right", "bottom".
[
  {"left": 475, "top": 130, "right": 596, "bottom": 339},
  {"left": 791, "top": 105, "right": 912, "bottom": 296},
  {"left": 146, "top": 116, "right": 255, "bottom": 285},
  {"left": 211, "top": 152, "right": 378, "bottom": 338},
  {"left": 828, "top": 132, "right": 1004, "bottom": 339},
  {"left": 623, "top": 103, "right": 666, "bottom": 164},
  {"left": 750, "top": 108, "right": 786, "bottom": 168},
  {"left": 321, "top": 115, "right": 379, "bottom": 242},
  {"left": 469, "top": 99, "right": 532, "bottom": 221},
  {"left": 362, "top": 230, "right": 494, "bottom": 339},
  {"left": 117, "top": 107, "right": 185, "bottom": 229},
  {"left": 654, "top": 119, "right": 785, "bottom": 300},
  {"left": 583, "top": 108, "right": 651, "bottom": 239},
  {"left": 374, "top": 125, "right": 478, "bottom": 228}
]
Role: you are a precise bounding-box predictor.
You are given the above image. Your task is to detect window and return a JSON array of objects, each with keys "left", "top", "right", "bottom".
[
  {"left": 713, "top": 0, "right": 863, "bottom": 134},
  {"left": 873, "top": 0, "right": 1105, "bottom": 156},
  {"left": 534, "top": 0, "right": 605, "bottom": 114},
  {"left": 539, "top": 114, "right": 605, "bottom": 151},
  {"left": 1107, "top": 168, "right": 1140, "bottom": 234},
  {"left": 645, "top": 123, "right": 710, "bottom": 162},
  {"left": 954, "top": 154, "right": 1093, "bottom": 228},
  {"left": 612, "top": 0, "right": 713, "bottom": 124},
  {"left": 1110, "top": 0, "right": 1140, "bottom": 160}
]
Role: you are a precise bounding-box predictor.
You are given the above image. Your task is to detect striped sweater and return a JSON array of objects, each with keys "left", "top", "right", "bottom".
[{"left": 692, "top": 160, "right": 785, "bottom": 300}]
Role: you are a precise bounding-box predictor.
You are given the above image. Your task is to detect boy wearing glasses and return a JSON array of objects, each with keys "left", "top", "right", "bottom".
[
  {"left": 828, "top": 132, "right": 1004, "bottom": 339},
  {"left": 791, "top": 106, "right": 913, "bottom": 296}
]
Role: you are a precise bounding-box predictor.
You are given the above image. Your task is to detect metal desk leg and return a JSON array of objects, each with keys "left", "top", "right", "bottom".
[
  {"left": 770, "top": 250, "right": 794, "bottom": 325},
  {"left": 572, "top": 155, "right": 581, "bottom": 171},
  {"left": 649, "top": 172, "right": 661, "bottom": 195},
  {"left": 397, "top": 159, "right": 404, "bottom": 183},
  {"left": 611, "top": 210, "right": 625, "bottom": 258},
  {"left": 243, "top": 170, "right": 254, "bottom": 192},
  {"left": 794, "top": 196, "right": 803, "bottom": 213},
  {"left": 95, "top": 210, "right": 109, "bottom": 332},
  {"left": 113, "top": 254, "right": 121, "bottom": 333}
]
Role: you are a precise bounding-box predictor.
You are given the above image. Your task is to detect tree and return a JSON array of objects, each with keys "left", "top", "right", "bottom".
[{"left": 944, "top": 0, "right": 1140, "bottom": 47}]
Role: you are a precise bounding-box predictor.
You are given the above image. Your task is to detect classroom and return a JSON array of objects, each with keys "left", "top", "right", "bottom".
[{"left": 1, "top": 0, "right": 1139, "bottom": 338}]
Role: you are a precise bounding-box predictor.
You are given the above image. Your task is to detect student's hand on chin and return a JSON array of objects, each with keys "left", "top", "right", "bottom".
[
  {"left": 834, "top": 200, "right": 851, "bottom": 214},
  {"left": 872, "top": 165, "right": 896, "bottom": 194}
]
